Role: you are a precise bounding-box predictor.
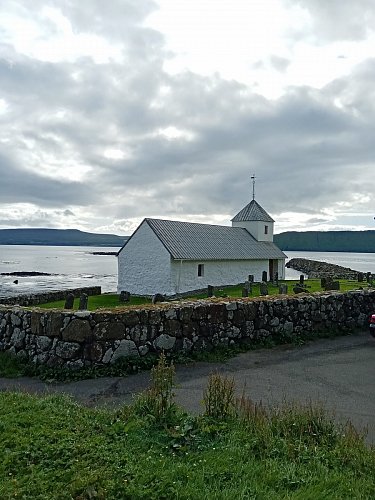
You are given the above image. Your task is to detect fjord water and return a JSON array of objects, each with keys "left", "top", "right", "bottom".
[
  {"left": 0, "top": 245, "right": 120, "bottom": 297},
  {"left": 0, "top": 246, "right": 374, "bottom": 298}
]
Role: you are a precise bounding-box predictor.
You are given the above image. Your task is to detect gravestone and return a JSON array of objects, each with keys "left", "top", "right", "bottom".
[
  {"left": 293, "top": 285, "right": 305, "bottom": 294},
  {"left": 260, "top": 282, "right": 268, "bottom": 296},
  {"left": 119, "top": 291, "right": 130, "bottom": 303},
  {"left": 64, "top": 293, "right": 74, "bottom": 309},
  {"left": 248, "top": 275, "right": 254, "bottom": 284},
  {"left": 79, "top": 293, "right": 88, "bottom": 310},
  {"left": 299, "top": 274, "right": 304, "bottom": 285},
  {"left": 244, "top": 280, "right": 252, "bottom": 295},
  {"left": 207, "top": 285, "right": 214, "bottom": 297},
  {"left": 152, "top": 293, "right": 165, "bottom": 304},
  {"left": 324, "top": 281, "right": 340, "bottom": 291},
  {"left": 323, "top": 277, "right": 334, "bottom": 291},
  {"left": 242, "top": 287, "right": 248, "bottom": 297},
  {"left": 278, "top": 284, "right": 288, "bottom": 295},
  {"left": 358, "top": 273, "right": 364, "bottom": 282},
  {"left": 262, "top": 271, "right": 267, "bottom": 282},
  {"left": 321, "top": 277, "right": 326, "bottom": 288},
  {"left": 366, "top": 272, "right": 372, "bottom": 283},
  {"left": 272, "top": 272, "right": 279, "bottom": 286}
]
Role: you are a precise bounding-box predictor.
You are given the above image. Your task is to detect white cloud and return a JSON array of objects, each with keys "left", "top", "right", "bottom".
[{"left": 1, "top": 0, "right": 375, "bottom": 234}]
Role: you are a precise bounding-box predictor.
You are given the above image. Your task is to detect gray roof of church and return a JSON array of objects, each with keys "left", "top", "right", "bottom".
[
  {"left": 231, "top": 199, "right": 274, "bottom": 223},
  {"left": 137, "top": 218, "right": 286, "bottom": 260}
]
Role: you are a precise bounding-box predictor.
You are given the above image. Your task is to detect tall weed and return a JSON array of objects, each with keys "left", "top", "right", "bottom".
[
  {"left": 133, "top": 352, "right": 176, "bottom": 424},
  {"left": 203, "top": 372, "right": 236, "bottom": 419}
]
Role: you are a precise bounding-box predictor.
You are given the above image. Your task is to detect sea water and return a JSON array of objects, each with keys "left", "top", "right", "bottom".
[
  {"left": 0, "top": 245, "right": 120, "bottom": 297},
  {"left": 0, "top": 245, "right": 374, "bottom": 298}
]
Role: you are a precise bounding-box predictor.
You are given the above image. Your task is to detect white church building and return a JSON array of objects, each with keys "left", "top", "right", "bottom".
[{"left": 117, "top": 199, "right": 287, "bottom": 296}]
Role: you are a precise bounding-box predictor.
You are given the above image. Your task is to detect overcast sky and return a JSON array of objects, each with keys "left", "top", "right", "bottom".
[{"left": 1, "top": 0, "right": 375, "bottom": 235}]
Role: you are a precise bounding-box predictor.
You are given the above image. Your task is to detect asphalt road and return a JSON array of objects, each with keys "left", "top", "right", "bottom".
[{"left": 1, "top": 331, "right": 374, "bottom": 444}]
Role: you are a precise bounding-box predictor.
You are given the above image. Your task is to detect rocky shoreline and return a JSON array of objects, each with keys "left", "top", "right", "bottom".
[
  {"left": 286, "top": 258, "right": 364, "bottom": 279},
  {"left": 1, "top": 271, "right": 53, "bottom": 277}
]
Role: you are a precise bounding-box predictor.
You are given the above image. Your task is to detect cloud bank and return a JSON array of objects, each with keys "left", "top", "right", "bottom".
[{"left": 1, "top": 0, "right": 375, "bottom": 234}]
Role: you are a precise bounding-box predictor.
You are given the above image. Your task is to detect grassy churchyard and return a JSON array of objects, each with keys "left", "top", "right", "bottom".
[{"left": 37, "top": 279, "right": 368, "bottom": 311}]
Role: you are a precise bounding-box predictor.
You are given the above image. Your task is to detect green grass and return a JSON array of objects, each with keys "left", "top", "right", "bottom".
[
  {"left": 0, "top": 390, "right": 374, "bottom": 499},
  {"left": 37, "top": 279, "right": 365, "bottom": 311}
]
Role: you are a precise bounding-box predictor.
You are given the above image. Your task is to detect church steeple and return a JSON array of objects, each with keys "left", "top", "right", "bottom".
[
  {"left": 231, "top": 199, "right": 274, "bottom": 242},
  {"left": 231, "top": 199, "right": 274, "bottom": 224}
]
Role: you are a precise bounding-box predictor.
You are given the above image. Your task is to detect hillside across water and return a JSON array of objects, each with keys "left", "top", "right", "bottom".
[
  {"left": 274, "top": 230, "right": 375, "bottom": 253},
  {"left": 0, "top": 228, "right": 128, "bottom": 247}
]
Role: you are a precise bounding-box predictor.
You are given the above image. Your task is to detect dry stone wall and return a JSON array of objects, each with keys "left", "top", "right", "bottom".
[
  {"left": 0, "top": 289, "right": 374, "bottom": 368},
  {"left": 0, "top": 286, "right": 101, "bottom": 307}
]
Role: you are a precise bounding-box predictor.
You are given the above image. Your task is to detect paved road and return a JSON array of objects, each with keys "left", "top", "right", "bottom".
[{"left": 1, "top": 332, "right": 374, "bottom": 443}]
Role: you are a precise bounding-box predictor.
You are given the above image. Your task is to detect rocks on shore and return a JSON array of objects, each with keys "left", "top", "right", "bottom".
[
  {"left": 89, "top": 252, "right": 118, "bottom": 256},
  {"left": 0, "top": 272, "right": 53, "bottom": 277},
  {"left": 286, "top": 258, "right": 361, "bottom": 279}
]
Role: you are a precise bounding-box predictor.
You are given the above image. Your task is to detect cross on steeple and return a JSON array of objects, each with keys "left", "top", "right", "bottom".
[{"left": 251, "top": 173, "right": 256, "bottom": 200}]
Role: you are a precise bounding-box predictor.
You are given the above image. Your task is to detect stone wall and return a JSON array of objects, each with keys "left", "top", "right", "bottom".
[
  {"left": 0, "top": 286, "right": 102, "bottom": 307},
  {"left": 0, "top": 289, "right": 374, "bottom": 369}
]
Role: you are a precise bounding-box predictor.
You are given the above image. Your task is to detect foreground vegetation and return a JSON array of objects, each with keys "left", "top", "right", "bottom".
[
  {"left": 38, "top": 279, "right": 364, "bottom": 311},
  {"left": 0, "top": 357, "right": 374, "bottom": 499}
]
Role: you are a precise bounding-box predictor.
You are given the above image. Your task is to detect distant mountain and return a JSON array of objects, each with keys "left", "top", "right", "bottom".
[
  {"left": 274, "top": 230, "right": 375, "bottom": 253},
  {"left": 0, "top": 228, "right": 128, "bottom": 247}
]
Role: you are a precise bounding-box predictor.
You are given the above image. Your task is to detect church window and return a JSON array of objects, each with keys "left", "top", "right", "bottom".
[
  {"left": 264, "top": 225, "right": 269, "bottom": 235},
  {"left": 198, "top": 264, "right": 204, "bottom": 277}
]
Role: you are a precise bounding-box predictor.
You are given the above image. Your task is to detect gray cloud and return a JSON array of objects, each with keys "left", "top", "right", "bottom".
[{"left": 0, "top": 151, "right": 92, "bottom": 207}]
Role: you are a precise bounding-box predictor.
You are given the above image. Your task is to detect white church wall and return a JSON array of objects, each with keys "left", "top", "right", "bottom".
[
  {"left": 118, "top": 222, "right": 172, "bottom": 295},
  {"left": 277, "top": 259, "right": 286, "bottom": 279},
  {"left": 171, "top": 259, "right": 269, "bottom": 294}
]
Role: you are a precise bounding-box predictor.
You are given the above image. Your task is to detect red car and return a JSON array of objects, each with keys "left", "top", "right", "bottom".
[{"left": 370, "top": 314, "right": 375, "bottom": 338}]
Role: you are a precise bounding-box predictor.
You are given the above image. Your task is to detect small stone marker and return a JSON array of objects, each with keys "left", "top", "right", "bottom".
[
  {"left": 152, "top": 293, "right": 165, "bottom": 304},
  {"left": 323, "top": 279, "right": 340, "bottom": 291},
  {"left": 262, "top": 271, "right": 267, "bottom": 282},
  {"left": 299, "top": 274, "right": 304, "bottom": 285},
  {"left": 64, "top": 293, "right": 74, "bottom": 309},
  {"left": 207, "top": 285, "right": 214, "bottom": 297},
  {"left": 244, "top": 280, "right": 252, "bottom": 295},
  {"left": 358, "top": 273, "right": 364, "bottom": 282},
  {"left": 279, "top": 284, "right": 288, "bottom": 295},
  {"left": 293, "top": 285, "right": 305, "bottom": 294},
  {"left": 242, "top": 287, "right": 248, "bottom": 297},
  {"left": 119, "top": 291, "right": 131, "bottom": 303},
  {"left": 248, "top": 274, "right": 254, "bottom": 284},
  {"left": 79, "top": 293, "right": 88, "bottom": 310},
  {"left": 260, "top": 282, "right": 268, "bottom": 296}
]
